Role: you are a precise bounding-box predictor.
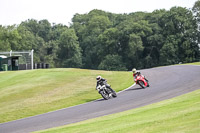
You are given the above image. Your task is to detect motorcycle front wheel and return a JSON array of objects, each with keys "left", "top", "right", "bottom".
[
  {"left": 100, "top": 90, "right": 110, "bottom": 100},
  {"left": 138, "top": 80, "right": 145, "bottom": 88}
]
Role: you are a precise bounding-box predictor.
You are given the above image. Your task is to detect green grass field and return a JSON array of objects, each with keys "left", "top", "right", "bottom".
[
  {"left": 1, "top": 62, "right": 199, "bottom": 132},
  {"left": 34, "top": 62, "right": 200, "bottom": 133},
  {"left": 0, "top": 68, "right": 133, "bottom": 123},
  {"left": 35, "top": 89, "right": 200, "bottom": 133}
]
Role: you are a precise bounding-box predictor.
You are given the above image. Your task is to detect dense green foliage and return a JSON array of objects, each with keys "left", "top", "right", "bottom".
[{"left": 0, "top": 1, "right": 200, "bottom": 70}]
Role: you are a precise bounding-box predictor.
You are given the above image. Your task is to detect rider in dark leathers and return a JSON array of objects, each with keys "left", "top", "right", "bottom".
[{"left": 96, "top": 76, "right": 112, "bottom": 95}]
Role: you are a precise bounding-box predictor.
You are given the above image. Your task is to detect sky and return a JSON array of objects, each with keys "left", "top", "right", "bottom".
[{"left": 0, "top": 0, "right": 197, "bottom": 26}]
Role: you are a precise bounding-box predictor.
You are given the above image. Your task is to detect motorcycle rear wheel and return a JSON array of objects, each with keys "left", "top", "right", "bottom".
[
  {"left": 109, "top": 88, "right": 117, "bottom": 98},
  {"left": 147, "top": 81, "right": 150, "bottom": 87},
  {"left": 145, "top": 79, "right": 150, "bottom": 87}
]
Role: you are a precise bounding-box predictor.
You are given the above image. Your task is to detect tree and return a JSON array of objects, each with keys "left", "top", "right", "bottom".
[
  {"left": 98, "top": 54, "right": 127, "bottom": 71},
  {"left": 72, "top": 9, "right": 112, "bottom": 69},
  {"left": 126, "top": 33, "right": 144, "bottom": 69},
  {"left": 98, "top": 28, "right": 121, "bottom": 58},
  {"left": 0, "top": 26, "right": 11, "bottom": 51},
  {"left": 159, "top": 6, "right": 199, "bottom": 64},
  {"left": 116, "top": 18, "right": 153, "bottom": 69},
  {"left": 43, "top": 40, "right": 59, "bottom": 67},
  {"left": 160, "top": 35, "right": 179, "bottom": 65},
  {"left": 0, "top": 25, "right": 23, "bottom": 51},
  {"left": 1, "top": 4, "right": 199, "bottom": 70},
  {"left": 193, "top": 0, "right": 200, "bottom": 23},
  {"left": 17, "top": 25, "right": 37, "bottom": 50},
  {"left": 192, "top": 0, "right": 200, "bottom": 57},
  {"left": 58, "top": 28, "right": 82, "bottom": 68},
  {"left": 38, "top": 19, "right": 51, "bottom": 41},
  {"left": 20, "top": 19, "right": 40, "bottom": 35}
]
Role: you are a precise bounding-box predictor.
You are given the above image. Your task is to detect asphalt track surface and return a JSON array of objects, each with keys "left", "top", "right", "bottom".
[{"left": 0, "top": 65, "right": 200, "bottom": 133}]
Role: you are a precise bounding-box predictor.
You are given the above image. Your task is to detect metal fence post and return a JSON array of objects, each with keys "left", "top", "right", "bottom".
[{"left": 31, "top": 49, "right": 34, "bottom": 70}]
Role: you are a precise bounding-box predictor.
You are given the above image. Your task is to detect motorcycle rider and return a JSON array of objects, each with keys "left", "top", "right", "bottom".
[
  {"left": 132, "top": 68, "right": 149, "bottom": 86},
  {"left": 132, "top": 68, "right": 141, "bottom": 79},
  {"left": 96, "top": 76, "right": 112, "bottom": 96}
]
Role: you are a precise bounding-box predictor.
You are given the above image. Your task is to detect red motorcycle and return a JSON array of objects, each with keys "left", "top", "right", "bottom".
[{"left": 134, "top": 74, "right": 150, "bottom": 88}]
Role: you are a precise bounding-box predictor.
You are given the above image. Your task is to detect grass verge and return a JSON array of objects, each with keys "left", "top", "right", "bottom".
[
  {"left": 184, "top": 62, "right": 200, "bottom": 65},
  {"left": 35, "top": 89, "right": 200, "bottom": 133},
  {"left": 0, "top": 68, "right": 133, "bottom": 123}
]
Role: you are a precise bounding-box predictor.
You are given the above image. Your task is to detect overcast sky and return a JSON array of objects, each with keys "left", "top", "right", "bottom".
[{"left": 0, "top": 0, "right": 197, "bottom": 26}]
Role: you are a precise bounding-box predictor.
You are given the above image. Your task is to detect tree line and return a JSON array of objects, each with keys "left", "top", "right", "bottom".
[{"left": 0, "top": 1, "right": 200, "bottom": 70}]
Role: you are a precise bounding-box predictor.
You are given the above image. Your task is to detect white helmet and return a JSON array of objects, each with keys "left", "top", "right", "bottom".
[
  {"left": 132, "top": 68, "right": 136, "bottom": 74},
  {"left": 96, "top": 76, "right": 102, "bottom": 81}
]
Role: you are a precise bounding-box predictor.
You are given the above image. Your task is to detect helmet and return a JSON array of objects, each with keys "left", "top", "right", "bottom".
[
  {"left": 132, "top": 68, "right": 136, "bottom": 74},
  {"left": 96, "top": 76, "right": 102, "bottom": 81}
]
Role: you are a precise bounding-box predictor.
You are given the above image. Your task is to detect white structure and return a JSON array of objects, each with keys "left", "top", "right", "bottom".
[{"left": 0, "top": 50, "right": 34, "bottom": 70}]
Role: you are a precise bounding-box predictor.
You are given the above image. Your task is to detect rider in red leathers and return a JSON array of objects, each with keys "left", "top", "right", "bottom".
[
  {"left": 132, "top": 68, "right": 141, "bottom": 79},
  {"left": 132, "top": 68, "right": 149, "bottom": 87}
]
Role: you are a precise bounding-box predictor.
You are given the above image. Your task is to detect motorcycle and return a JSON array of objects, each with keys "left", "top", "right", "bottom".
[
  {"left": 134, "top": 74, "right": 150, "bottom": 88},
  {"left": 96, "top": 81, "right": 117, "bottom": 100}
]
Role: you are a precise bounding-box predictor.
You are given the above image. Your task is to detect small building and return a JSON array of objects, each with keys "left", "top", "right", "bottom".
[{"left": 0, "top": 55, "right": 21, "bottom": 71}]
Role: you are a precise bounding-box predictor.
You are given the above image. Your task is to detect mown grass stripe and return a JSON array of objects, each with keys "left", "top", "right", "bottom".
[{"left": 0, "top": 68, "right": 133, "bottom": 123}]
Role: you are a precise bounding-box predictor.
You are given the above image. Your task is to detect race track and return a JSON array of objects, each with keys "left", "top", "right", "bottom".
[{"left": 0, "top": 65, "right": 200, "bottom": 133}]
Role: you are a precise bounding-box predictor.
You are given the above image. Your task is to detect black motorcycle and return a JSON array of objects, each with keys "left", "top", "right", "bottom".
[{"left": 96, "top": 81, "right": 117, "bottom": 100}]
